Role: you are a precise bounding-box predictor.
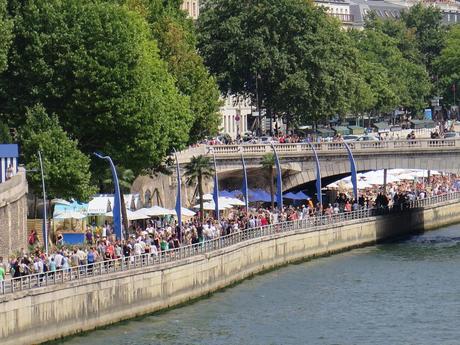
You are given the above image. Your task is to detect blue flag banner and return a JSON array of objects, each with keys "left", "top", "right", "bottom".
[
  {"left": 240, "top": 150, "right": 249, "bottom": 214},
  {"left": 174, "top": 150, "right": 182, "bottom": 229},
  {"left": 94, "top": 153, "right": 123, "bottom": 240},
  {"left": 271, "top": 144, "right": 283, "bottom": 211},
  {"left": 344, "top": 143, "right": 358, "bottom": 201},
  {"left": 308, "top": 143, "right": 322, "bottom": 206},
  {"left": 212, "top": 150, "right": 220, "bottom": 222}
]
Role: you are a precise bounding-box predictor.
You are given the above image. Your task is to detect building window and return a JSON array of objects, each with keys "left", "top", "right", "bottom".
[{"left": 193, "top": 2, "right": 196, "bottom": 17}]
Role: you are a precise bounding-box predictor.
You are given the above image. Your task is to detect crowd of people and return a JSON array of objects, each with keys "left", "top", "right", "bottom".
[{"left": 2, "top": 172, "right": 459, "bottom": 286}]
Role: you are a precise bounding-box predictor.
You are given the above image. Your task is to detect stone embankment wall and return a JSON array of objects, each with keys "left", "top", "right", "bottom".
[
  {"left": 1, "top": 199, "right": 460, "bottom": 345},
  {"left": 0, "top": 169, "right": 28, "bottom": 260}
]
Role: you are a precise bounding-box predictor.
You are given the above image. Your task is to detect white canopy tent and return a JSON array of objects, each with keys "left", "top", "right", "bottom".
[{"left": 54, "top": 210, "right": 87, "bottom": 220}]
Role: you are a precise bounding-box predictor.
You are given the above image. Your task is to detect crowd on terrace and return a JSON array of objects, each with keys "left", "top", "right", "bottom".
[{"left": 2, "top": 172, "right": 459, "bottom": 285}]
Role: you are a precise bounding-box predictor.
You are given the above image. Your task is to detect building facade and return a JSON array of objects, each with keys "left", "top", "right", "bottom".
[
  {"left": 181, "top": 0, "right": 199, "bottom": 20},
  {"left": 220, "top": 96, "right": 252, "bottom": 139}
]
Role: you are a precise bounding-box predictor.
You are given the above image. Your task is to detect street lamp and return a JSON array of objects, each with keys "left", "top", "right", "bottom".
[
  {"left": 93, "top": 152, "right": 123, "bottom": 241},
  {"left": 37, "top": 151, "right": 49, "bottom": 255}
]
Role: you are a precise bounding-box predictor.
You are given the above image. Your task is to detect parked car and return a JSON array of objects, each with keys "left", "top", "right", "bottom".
[
  {"left": 443, "top": 132, "right": 460, "bottom": 139},
  {"left": 355, "top": 135, "right": 380, "bottom": 142},
  {"left": 259, "top": 136, "right": 278, "bottom": 144},
  {"left": 343, "top": 135, "right": 359, "bottom": 142}
]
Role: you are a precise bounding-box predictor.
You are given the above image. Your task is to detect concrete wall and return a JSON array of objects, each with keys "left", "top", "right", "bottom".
[
  {"left": 0, "top": 169, "right": 28, "bottom": 260},
  {"left": 1, "top": 199, "right": 460, "bottom": 345}
]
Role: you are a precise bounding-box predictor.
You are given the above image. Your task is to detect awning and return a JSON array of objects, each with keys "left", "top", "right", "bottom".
[
  {"left": 372, "top": 122, "right": 391, "bottom": 133},
  {"left": 347, "top": 126, "right": 365, "bottom": 135},
  {"left": 316, "top": 128, "right": 334, "bottom": 138},
  {"left": 332, "top": 126, "right": 351, "bottom": 135}
]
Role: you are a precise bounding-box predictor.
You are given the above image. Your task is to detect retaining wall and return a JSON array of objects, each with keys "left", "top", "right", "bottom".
[
  {"left": 0, "top": 169, "right": 28, "bottom": 260},
  {"left": 1, "top": 199, "right": 460, "bottom": 345}
]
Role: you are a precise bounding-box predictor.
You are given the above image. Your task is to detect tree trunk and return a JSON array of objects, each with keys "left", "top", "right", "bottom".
[
  {"left": 120, "top": 192, "right": 129, "bottom": 240},
  {"left": 269, "top": 167, "right": 275, "bottom": 210},
  {"left": 198, "top": 174, "right": 204, "bottom": 223}
]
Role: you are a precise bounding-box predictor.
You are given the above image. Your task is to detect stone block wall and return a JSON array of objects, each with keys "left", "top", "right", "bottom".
[{"left": 0, "top": 169, "right": 28, "bottom": 260}]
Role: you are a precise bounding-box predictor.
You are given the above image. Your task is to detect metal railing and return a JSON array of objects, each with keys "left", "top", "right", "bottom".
[
  {"left": 1, "top": 191, "right": 460, "bottom": 296},
  {"left": 175, "top": 138, "right": 460, "bottom": 163}
]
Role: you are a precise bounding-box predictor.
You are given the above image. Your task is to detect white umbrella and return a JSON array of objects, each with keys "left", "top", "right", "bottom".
[
  {"left": 54, "top": 210, "right": 86, "bottom": 220},
  {"left": 192, "top": 201, "right": 232, "bottom": 210},
  {"left": 221, "top": 197, "right": 246, "bottom": 206},
  {"left": 142, "top": 205, "right": 176, "bottom": 216},
  {"left": 105, "top": 209, "right": 150, "bottom": 221},
  {"left": 172, "top": 207, "right": 196, "bottom": 217},
  {"left": 197, "top": 193, "right": 213, "bottom": 201}
]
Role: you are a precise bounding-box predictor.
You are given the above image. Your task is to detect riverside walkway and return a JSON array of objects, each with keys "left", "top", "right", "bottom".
[{"left": 2, "top": 192, "right": 459, "bottom": 296}]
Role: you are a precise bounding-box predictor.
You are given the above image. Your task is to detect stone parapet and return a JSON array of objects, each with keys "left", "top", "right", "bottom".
[
  {"left": 1, "top": 198, "right": 460, "bottom": 345},
  {"left": 0, "top": 169, "right": 28, "bottom": 260}
]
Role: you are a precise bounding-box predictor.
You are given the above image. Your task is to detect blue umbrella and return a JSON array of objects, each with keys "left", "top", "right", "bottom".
[
  {"left": 294, "top": 191, "right": 311, "bottom": 200},
  {"left": 283, "top": 192, "right": 298, "bottom": 199}
]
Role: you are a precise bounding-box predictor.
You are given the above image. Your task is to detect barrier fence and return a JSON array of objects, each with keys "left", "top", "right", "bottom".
[{"left": 2, "top": 191, "right": 460, "bottom": 295}]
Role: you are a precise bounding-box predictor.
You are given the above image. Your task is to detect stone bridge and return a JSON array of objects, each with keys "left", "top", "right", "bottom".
[{"left": 132, "top": 139, "right": 460, "bottom": 208}]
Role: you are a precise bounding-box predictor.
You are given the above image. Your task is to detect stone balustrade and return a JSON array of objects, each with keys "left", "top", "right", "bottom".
[{"left": 176, "top": 138, "right": 460, "bottom": 163}]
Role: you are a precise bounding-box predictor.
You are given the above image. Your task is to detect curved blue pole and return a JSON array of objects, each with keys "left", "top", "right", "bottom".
[
  {"left": 343, "top": 143, "right": 358, "bottom": 201},
  {"left": 94, "top": 153, "right": 123, "bottom": 240},
  {"left": 270, "top": 143, "right": 283, "bottom": 211},
  {"left": 211, "top": 149, "right": 220, "bottom": 222},
  {"left": 307, "top": 143, "right": 322, "bottom": 207},
  {"left": 173, "top": 149, "right": 182, "bottom": 230},
  {"left": 240, "top": 148, "right": 249, "bottom": 214}
]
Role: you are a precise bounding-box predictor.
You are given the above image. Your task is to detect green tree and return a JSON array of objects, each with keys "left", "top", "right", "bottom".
[
  {"left": 0, "top": 0, "right": 12, "bottom": 73},
  {"left": 435, "top": 25, "right": 460, "bottom": 106},
  {"left": 20, "top": 104, "right": 96, "bottom": 201},
  {"left": 261, "top": 153, "right": 275, "bottom": 210},
  {"left": 0, "top": 121, "right": 11, "bottom": 143},
  {"left": 198, "top": 0, "right": 356, "bottom": 126},
  {"left": 124, "top": 0, "right": 222, "bottom": 143},
  {"left": 0, "top": 0, "right": 192, "bottom": 174},
  {"left": 401, "top": 4, "right": 445, "bottom": 74},
  {"left": 184, "top": 155, "right": 214, "bottom": 222},
  {"left": 351, "top": 27, "right": 430, "bottom": 114}
]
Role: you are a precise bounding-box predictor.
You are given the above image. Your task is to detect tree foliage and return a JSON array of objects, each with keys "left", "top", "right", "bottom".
[
  {"left": 435, "top": 25, "right": 460, "bottom": 106},
  {"left": 0, "top": 0, "right": 192, "bottom": 174},
  {"left": 20, "top": 104, "right": 96, "bottom": 200},
  {"left": 184, "top": 155, "right": 214, "bottom": 222},
  {"left": 198, "top": 0, "right": 356, "bottom": 124},
  {"left": 0, "top": 0, "right": 12, "bottom": 73},
  {"left": 123, "top": 0, "right": 222, "bottom": 143}
]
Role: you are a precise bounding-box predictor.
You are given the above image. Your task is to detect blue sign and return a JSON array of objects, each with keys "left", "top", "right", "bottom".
[{"left": 424, "top": 109, "right": 432, "bottom": 120}]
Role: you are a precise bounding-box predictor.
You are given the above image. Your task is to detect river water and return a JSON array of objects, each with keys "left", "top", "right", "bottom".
[{"left": 57, "top": 225, "right": 460, "bottom": 345}]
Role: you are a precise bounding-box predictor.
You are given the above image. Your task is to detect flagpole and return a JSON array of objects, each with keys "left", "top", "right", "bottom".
[
  {"left": 211, "top": 148, "right": 220, "bottom": 223},
  {"left": 343, "top": 143, "right": 358, "bottom": 201},
  {"left": 173, "top": 149, "right": 182, "bottom": 241},
  {"left": 240, "top": 147, "right": 249, "bottom": 214},
  {"left": 307, "top": 142, "right": 322, "bottom": 208},
  {"left": 270, "top": 143, "right": 283, "bottom": 211},
  {"left": 93, "top": 152, "right": 123, "bottom": 241}
]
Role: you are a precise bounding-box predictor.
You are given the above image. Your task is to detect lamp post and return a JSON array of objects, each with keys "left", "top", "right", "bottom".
[
  {"left": 93, "top": 152, "right": 123, "bottom": 241},
  {"left": 37, "top": 151, "right": 48, "bottom": 255}
]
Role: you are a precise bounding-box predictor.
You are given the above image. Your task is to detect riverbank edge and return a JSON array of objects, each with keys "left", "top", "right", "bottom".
[{"left": 2, "top": 199, "right": 460, "bottom": 345}]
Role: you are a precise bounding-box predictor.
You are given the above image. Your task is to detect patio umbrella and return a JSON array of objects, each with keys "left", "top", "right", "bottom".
[
  {"left": 142, "top": 205, "right": 176, "bottom": 216},
  {"left": 192, "top": 201, "right": 232, "bottom": 210},
  {"left": 171, "top": 207, "right": 196, "bottom": 217},
  {"left": 105, "top": 209, "right": 150, "bottom": 221}
]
